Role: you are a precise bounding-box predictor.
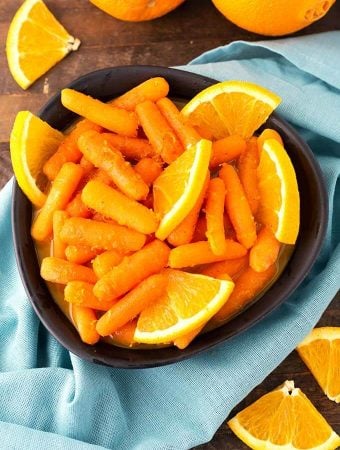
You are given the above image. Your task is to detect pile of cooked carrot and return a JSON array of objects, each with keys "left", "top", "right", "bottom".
[{"left": 31, "top": 77, "right": 283, "bottom": 349}]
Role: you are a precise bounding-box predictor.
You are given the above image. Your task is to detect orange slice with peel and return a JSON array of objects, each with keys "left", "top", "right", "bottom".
[
  {"left": 228, "top": 380, "right": 340, "bottom": 450},
  {"left": 134, "top": 269, "right": 234, "bottom": 344},
  {"left": 10, "top": 111, "right": 64, "bottom": 207},
  {"left": 153, "top": 139, "right": 211, "bottom": 240},
  {"left": 297, "top": 327, "right": 340, "bottom": 404},
  {"left": 181, "top": 80, "right": 281, "bottom": 139},
  {"left": 6, "top": 0, "right": 80, "bottom": 89},
  {"left": 257, "top": 138, "right": 300, "bottom": 244}
]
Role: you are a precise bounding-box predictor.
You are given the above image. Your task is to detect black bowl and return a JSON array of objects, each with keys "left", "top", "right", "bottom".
[{"left": 12, "top": 65, "right": 328, "bottom": 368}]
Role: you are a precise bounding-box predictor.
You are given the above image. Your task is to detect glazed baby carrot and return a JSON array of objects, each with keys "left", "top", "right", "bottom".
[
  {"left": 141, "top": 192, "right": 153, "bottom": 210},
  {"left": 70, "top": 304, "right": 100, "bottom": 345},
  {"left": 110, "top": 320, "right": 137, "bottom": 347},
  {"left": 192, "top": 216, "right": 207, "bottom": 242},
  {"left": 205, "top": 177, "right": 227, "bottom": 255},
  {"left": 43, "top": 139, "right": 81, "bottom": 181},
  {"left": 219, "top": 164, "right": 257, "bottom": 249},
  {"left": 65, "top": 245, "right": 98, "bottom": 265},
  {"left": 60, "top": 217, "right": 146, "bottom": 252},
  {"left": 91, "top": 168, "right": 113, "bottom": 186},
  {"left": 238, "top": 137, "right": 260, "bottom": 215},
  {"left": 65, "top": 281, "right": 115, "bottom": 311},
  {"left": 168, "top": 240, "right": 247, "bottom": 268},
  {"left": 70, "top": 119, "right": 103, "bottom": 140},
  {"left": 257, "top": 128, "right": 283, "bottom": 153},
  {"left": 249, "top": 227, "right": 281, "bottom": 273},
  {"left": 111, "top": 77, "right": 169, "bottom": 110},
  {"left": 94, "top": 240, "right": 170, "bottom": 301},
  {"left": 40, "top": 256, "right": 97, "bottom": 284},
  {"left": 96, "top": 273, "right": 167, "bottom": 336},
  {"left": 135, "top": 100, "right": 184, "bottom": 163},
  {"left": 167, "top": 174, "right": 209, "bottom": 247},
  {"left": 78, "top": 130, "right": 149, "bottom": 201},
  {"left": 200, "top": 255, "right": 248, "bottom": 279},
  {"left": 134, "top": 158, "right": 163, "bottom": 186},
  {"left": 210, "top": 135, "right": 246, "bottom": 169},
  {"left": 156, "top": 97, "right": 201, "bottom": 148},
  {"left": 212, "top": 264, "right": 277, "bottom": 323},
  {"left": 43, "top": 119, "right": 102, "bottom": 180},
  {"left": 92, "top": 213, "right": 119, "bottom": 225},
  {"left": 65, "top": 193, "right": 92, "bottom": 218},
  {"left": 224, "top": 212, "right": 236, "bottom": 240},
  {"left": 82, "top": 180, "right": 158, "bottom": 234},
  {"left": 31, "top": 162, "right": 83, "bottom": 241},
  {"left": 61, "top": 89, "right": 139, "bottom": 137},
  {"left": 173, "top": 324, "right": 204, "bottom": 350},
  {"left": 92, "top": 250, "right": 125, "bottom": 279},
  {"left": 52, "top": 210, "right": 68, "bottom": 259},
  {"left": 102, "top": 133, "right": 155, "bottom": 160},
  {"left": 80, "top": 156, "right": 95, "bottom": 175}
]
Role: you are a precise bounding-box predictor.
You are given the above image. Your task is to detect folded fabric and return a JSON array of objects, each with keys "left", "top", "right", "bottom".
[{"left": 0, "top": 31, "right": 339, "bottom": 450}]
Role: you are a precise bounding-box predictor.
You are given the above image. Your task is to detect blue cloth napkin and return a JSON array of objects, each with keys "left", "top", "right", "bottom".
[{"left": 1, "top": 31, "right": 339, "bottom": 450}]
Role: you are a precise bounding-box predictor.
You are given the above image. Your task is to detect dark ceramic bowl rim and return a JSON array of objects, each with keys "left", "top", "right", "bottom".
[{"left": 12, "top": 65, "right": 328, "bottom": 368}]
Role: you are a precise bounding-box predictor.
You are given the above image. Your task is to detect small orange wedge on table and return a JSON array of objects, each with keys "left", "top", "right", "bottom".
[
  {"left": 6, "top": 0, "right": 80, "bottom": 89},
  {"left": 228, "top": 380, "right": 340, "bottom": 450},
  {"left": 297, "top": 327, "right": 340, "bottom": 404}
]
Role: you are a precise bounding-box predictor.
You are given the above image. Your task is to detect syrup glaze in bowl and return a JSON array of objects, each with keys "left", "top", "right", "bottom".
[{"left": 12, "top": 65, "right": 328, "bottom": 368}]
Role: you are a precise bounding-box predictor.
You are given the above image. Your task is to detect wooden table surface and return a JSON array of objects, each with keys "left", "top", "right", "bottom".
[{"left": 0, "top": 1, "right": 339, "bottom": 448}]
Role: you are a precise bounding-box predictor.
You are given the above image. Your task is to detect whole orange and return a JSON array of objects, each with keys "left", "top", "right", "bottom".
[
  {"left": 90, "top": 0, "right": 186, "bottom": 22},
  {"left": 211, "top": 0, "right": 336, "bottom": 36}
]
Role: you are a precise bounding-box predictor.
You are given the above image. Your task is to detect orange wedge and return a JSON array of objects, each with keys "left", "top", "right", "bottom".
[
  {"left": 228, "top": 380, "right": 340, "bottom": 450},
  {"left": 257, "top": 139, "right": 300, "bottom": 244},
  {"left": 6, "top": 0, "right": 80, "bottom": 89},
  {"left": 297, "top": 327, "right": 340, "bottom": 403},
  {"left": 134, "top": 270, "right": 234, "bottom": 344},
  {"left": 10, "top": 111, "right": 64, "bottom": 207},
  {"left": 153, "top": 139, "right": 211, "bottom": 240},
  {"left": 181, "top": 80, "right": 281, "bottom": 139}
]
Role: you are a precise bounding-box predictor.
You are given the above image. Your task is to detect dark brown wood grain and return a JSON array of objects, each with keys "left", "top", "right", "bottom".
[{"left": 0, "top": 0, "right": 339, "bottom": 448}]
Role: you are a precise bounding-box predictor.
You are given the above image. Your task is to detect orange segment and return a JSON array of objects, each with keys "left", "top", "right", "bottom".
[
  {"left": 10, "top": 111, "right": 64, "bottom": 207},
  {"left": 134, "top": 270, "right": 234, "bottom": 344},
  {"left": 228, "top": 380, "right": 340, "bottom": 450},
  {"left": 153, "top": 139, "right": 211, "bottom": 240},
  {"left": 257, "top": 139, "right": 300, "bottom": 244},
  {"left": 257, "top": 128, "right": 283, "bottom": 153},
  {"left": 181, "top": 81, "right": 281, "bottom": 139},
  {"left": 6, "top": 0, "right": 80, "bottom": 89},
  {"left": 297, "top": 327, "right": 340, "bottom": 403}
]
